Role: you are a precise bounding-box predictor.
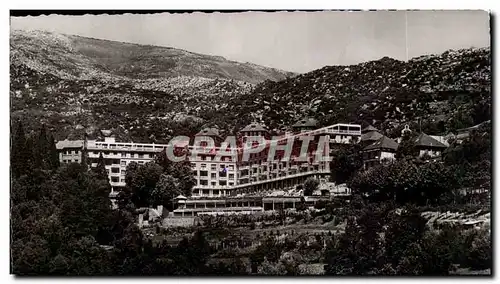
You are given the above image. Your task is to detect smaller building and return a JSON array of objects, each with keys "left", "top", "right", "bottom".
[
  {"left": 292, "top": 117, "right": 318, "bottom": 133},
  {"left": 360, "top": 125, "right": 384, "bottom": 147},
  {"left": 56, "top": 139, "right": 84, "bottom": 163},
  {"left": 240, "top": 123, "right": 268, "bottom": 138},
  {"left": 413, "top": 133, "right": 448, "bottom": 159},
  {"left": 362, "top": 136, "right": 399, "bottom": 169}
]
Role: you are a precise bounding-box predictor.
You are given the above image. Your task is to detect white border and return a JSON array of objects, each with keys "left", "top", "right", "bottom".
[{"left": 1, "top": 1, "right": 498, "bottom": 284}]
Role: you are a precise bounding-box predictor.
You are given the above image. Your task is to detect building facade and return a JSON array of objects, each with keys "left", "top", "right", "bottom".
[
  {"left": 56, "top": 120, "right": 362, "bottom": 197},
  {"left": 362, "top": 136, "right": 399, "bottom": 169}
]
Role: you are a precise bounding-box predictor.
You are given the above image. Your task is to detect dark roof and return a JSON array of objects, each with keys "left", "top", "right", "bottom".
[
  {"left": 362, "top": 125, "right": 378, "bottom": 133},
  {"left": 364, "top": 136, "right": 399, "bottom": 151},
  {"left": 292, "top": 117, "right": 318, "bottom": 128},
  {"left": 361, "top": 130, "right": 383, "bottom": 142},
  {"left": 414, "top": 133, "right": 448, "bottom": 148},
  {"left": 196, "top": 127, "right": 220, "bottom": 137},
  {"left": 241, "top": 123, "right": 267, "bottom": 132}
]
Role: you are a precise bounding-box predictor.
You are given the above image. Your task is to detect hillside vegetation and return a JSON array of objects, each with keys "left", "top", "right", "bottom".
[
  {"left": 223, "top": 48, "right": 490, "bottom": 135},
  {"left": 10, "top": 30, "right": 490, "bottom": 143}
]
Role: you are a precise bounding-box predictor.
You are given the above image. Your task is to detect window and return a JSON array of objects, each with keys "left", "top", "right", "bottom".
[
  {"left": 120, "top": 178, "right": 125, "bottom": 183},
  {"left": 211, "top": 181, "right": 217, "bottom": 186},
  {"left": 201, "top": 163, "right": 207, "bottom": 169},
  {"left": 199, "top": 170, "right": 208, "bottom": 177},
  {"left": 139, "top": 154, "right": 144, "bottom": 159},
  {"left": 200, "top": 180, "right": 208, "bottom": 186},
  {"left": 211, "top": 164, "right": 217, "bottom": 170},
  {"left": 192, "top": 189, "right": 200, "bottom": 195},
  {"left": 111, "top": 167, "right": 120, "bottom": 173},
  {"left": 121, "top": 161, "right": 126, "bottom": 166},
  {"left": 111, "top": 177, "right": 119, "bottom": 182},
  {"left": 229, "top": 174, "right": 234, "bottom": 179},
  {"left": 211, "top": 173, "right": 216, "bottom": 179},
  {"left": 121, "top": 153, "right": 126, "bottom": 157},
  {"left": 138, "top": 161, "right": 144, "bottom": 164},
  {"left": 220, "top": 180, "right": 227, "bottom": 186},
  {"left": 213, "top": 190, "right": 219, "bottom": 195}
]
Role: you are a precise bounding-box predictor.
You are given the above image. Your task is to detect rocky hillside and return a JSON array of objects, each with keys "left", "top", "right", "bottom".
[
  {"left": 221, "top": 47, "right": 491, "bottom": 135},
  {"left": 10, "top": 30, "right": 293, "bottom": 142},
  {"left": 11, "top": 30, "right": 294, "bottom": 83},
  {"left": 10, "top": 29, "right": 490, "bottom": 143}
]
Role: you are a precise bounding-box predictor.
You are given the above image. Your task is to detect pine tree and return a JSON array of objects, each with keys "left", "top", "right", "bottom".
[
  {"left": 11, "top": 120, "right": 31, "bottom": 178},
  {"left": 94, "top": 152, "right": 108, "bottom": 181},
  {"left": 33, "top": 125, "right": 50, "bottom": 169},
  {"left": 48, "top": 134, "right": 60, "bottom": 170},
  {"left": 80, "top": 133, "right": 88, "bottom": 171}
]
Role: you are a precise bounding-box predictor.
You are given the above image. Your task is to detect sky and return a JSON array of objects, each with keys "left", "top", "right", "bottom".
[{"left": 10, "top": 11, "right": 490, "bottom": 73}]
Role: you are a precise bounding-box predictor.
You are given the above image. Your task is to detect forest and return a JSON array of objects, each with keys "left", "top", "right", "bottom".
[{"left": 10, "top": 118, "right": 491, "bottom": 276}]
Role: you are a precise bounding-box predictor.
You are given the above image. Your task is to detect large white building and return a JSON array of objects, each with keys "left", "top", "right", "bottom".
[{"left": 56, "top": 120, "right": 362, "bottom": 197}]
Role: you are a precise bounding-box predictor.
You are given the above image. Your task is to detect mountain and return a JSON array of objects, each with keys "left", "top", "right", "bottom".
[
  {"left": 10, "top": 29, "right": 490, "bottom": 143},
  {"left": 11, "top": 30, "right": 294, "bottom": 84},
  {"left": 218, "top": 47, "right": 491, "bottom": 137},
  {"left": 10, "top": 30, "right": 294, "bottom": 142}
]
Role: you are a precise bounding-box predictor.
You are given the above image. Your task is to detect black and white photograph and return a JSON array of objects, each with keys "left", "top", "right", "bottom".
[{"left": 8, "top": 9, "right": 492, "bottom": 276}]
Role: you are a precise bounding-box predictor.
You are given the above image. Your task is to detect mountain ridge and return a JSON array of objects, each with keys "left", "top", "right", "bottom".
[
  {"left": 10, "top": 29, "right": 490, "bottom": 145},
  {"left": 10, "top": 29, "right": 296, "bottom": 83}
]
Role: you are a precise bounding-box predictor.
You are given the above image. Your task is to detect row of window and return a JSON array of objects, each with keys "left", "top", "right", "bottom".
[
  {"left": 95, "top": 143, "right": 158, "bottom": 150},
  {"left": 194, "top": 156, "right": 234, "bottom": 162},
  {"left": 110, "top": 177, "right": 126, "bottom": 183},
  {"left": 197, "top": 163, "right": 235, "bottom": 171},
  {"left": 192, "top": 189, "right": 229, "bottom": 196},
  {"left": 90, "top": 152, "right": 153, "bottom": 159},
  {"left": 197, "top": 180, "right": 235, "bottom": 187},
  {"left": 62, "top": 150, "right": 80, "bottom": 155},
  {"left": 198, "top": 171, "right": 235, "bottom": 179}
]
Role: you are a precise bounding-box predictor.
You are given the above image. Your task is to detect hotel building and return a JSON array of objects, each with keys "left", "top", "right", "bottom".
[{"left": 56, "top": 120, "right": 362, "bottom": 197}]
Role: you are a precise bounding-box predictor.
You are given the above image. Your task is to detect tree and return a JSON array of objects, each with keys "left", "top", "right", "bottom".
[
  {"left": 303, "top": 177, "right": 319, "bottom": 196},
  {"left": 94, "top": 152, "right": 108, "bottom": 180},
  {"left": 48, "top": 134, "right": 60, "bottom": 170},
  {"left": 11, "top": 119, "right": 31, "bottom": 178},
  {"left": 80, "top": 133, "right": 88, "bottom": 171},
  {"left": 150, "top": 174, "right": 180, "bottom": 208},
  {"left": 155, "top": 148, "right": 195, "bottom": 197},
  {"left": 33, "top": 125, "right": 50, "bottom": 170},
  {"left": 395, "top": 131, "right": 417, "bottom": 160},
  {"left": 349, "top": 159, "right": 462, "bottom": 206},
  {"left": 125, "top": 162, "right": 164, "bottom": 208},
  {"left": 330, "top": 145, "right": 363, "bottom": 184}
]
